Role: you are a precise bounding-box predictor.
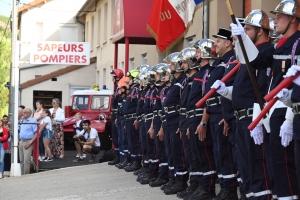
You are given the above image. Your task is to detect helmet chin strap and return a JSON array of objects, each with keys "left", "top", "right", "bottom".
[{"left": 282, "top": 16, "right": 293, "bottom": 36}]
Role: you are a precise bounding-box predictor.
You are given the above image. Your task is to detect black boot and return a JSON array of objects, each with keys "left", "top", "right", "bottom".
[
  {"left": 124, "top": 161, "right": 133, "bottom": 171},
  {"left": 149, "top": 177, "right": 168, "bottom": 187},
  {"left": 136, "top": 171, "right": 150, "bottom": 182},
  {"left": 239, "top": 195, "right": 247, "bottom": 200},
  {"left": 125, "top": 161, "right": 142, "bottom": 172},
  {"left": 164, "top": 181, "right": 188, "bottom": 195},
  {"left": 117, "top": 159, "right": 129, "bottom": 169},
  {"left": 139, "top": 173, "right": 157, "bottom": 185},
  {"left": 188, "top": 186, "right": 215, "bottom": 200},
  {"left": 134, "top": 166, "right": 146, "bottom": 175},
  {"left": 177, "top": 183, "right": 198, "bottom": 199},
  {"left": 213, "top": 189, "right": 238, "bottom": 200},
  {"left": 108, "top": 155, "right": 120, "bottom": 165},
  {"left": 160, "top": 178, "right": 175, "bottom": 191}
]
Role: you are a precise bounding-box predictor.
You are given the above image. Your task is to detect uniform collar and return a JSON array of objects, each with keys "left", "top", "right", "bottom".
[
  {"left": 276, "top": 30, "right": 300, "bottom": 50},
  {"left": 255, "top": 40, "right": 269, "bottom": 47}
]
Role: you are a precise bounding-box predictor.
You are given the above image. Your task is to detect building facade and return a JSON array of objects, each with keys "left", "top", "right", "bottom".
[
  {"left": 18, "top": 0, "right": 95, "bottom": 110},
  {"left": 79, "top": 0, "right": 281, "bottom": 91}
]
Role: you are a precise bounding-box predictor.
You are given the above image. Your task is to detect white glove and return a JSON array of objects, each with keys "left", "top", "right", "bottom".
[
  {"left": 283, "top": 65, "right": 300, "bottom": 86},
  {"left": 275, "top": 88, "right": 289, "bottom": 104},
  {"left": 211, "top": 80, "right": 227, "bottom": 96},
  {"left": 250, "top": 124, "right": 264, "bottom": 145},
  {"left": 279, "top": 119, "right": 293, "bottom": 147},
  {"left": 230, "top": 18, "right": 246, "bottom": 40}
]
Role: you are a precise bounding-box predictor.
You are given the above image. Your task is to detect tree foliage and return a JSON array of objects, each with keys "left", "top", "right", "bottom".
[{"left": 0, "top": 18, "right": 11, "bottom": 117}]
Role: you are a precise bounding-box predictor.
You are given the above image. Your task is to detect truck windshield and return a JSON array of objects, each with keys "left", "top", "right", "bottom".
[
  {"left": 73, "top": 95, "right": 89, "bottom": 110},
  {"left": 91, "top": 95, "right": 110, "bottom": 110}
]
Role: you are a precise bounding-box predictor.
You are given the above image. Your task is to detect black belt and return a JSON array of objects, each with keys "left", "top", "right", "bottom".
[
  {"left": 186, "top": 108, "right": 204, "bottom": 118},
  {"left": 292, "top": 103, "right": 300, "bottom": 114},
  {"left": 153, "top": 110, "right": 162, "bottom": 117},
  {"left": 206, "top": 96, "right": 221, "bottom": 106},
  {"left": 143, "top": 113, "right": 153, "bottom": 121},
  {"left": 160, "top": 115, "right": 166, "bottom": 122},
  {"left": 137, "top": 114, "right": 144, "bottom": 122},
  {"left": 234, "top": 108, "right": 253, "bottom": 120},
  {"left": 164, "top": 105, "right": 180, "bottom": 114},
  {"left": 179, "top": 108, "right": 186, "bottom": 116},
  {"left": 124, "top": 113, "right": 137, "bottom": 119}
]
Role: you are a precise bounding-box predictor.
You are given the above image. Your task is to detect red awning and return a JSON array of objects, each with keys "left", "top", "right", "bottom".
[{"left": 112, "top": 0, "right": 156, "bottom": 45}]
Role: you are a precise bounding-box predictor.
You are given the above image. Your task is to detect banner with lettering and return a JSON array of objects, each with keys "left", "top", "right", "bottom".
[{"left": 147, "top": 0, "right": 205, "bottom": 52}]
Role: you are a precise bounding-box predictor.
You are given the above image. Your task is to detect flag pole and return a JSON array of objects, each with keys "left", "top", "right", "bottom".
[{"left": 225, "top": 0, "right": 265, "bottom": 111}]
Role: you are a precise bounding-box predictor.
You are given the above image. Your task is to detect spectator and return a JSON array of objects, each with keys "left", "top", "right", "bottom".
[
  {"left": 19, "top": 108, "right": 37, "bottom": 175},
  {"left": 49, "top": 98, "right": 65, "bottom": 159},
  {"left": 73, "top": 120, "right": 101, "bottom": 163},
  {"left": 2, "top": 115, "right": 11, "bottom": 167},
  {"left": 18, "top": 107, "right": 23, "bottom": 122},
  {"left": 0, "top": 119, "right": 9, "bottom": 179},
  {"left": 39, "top": 109, "right": 53, "bottom": 162},
  {"left": 72, "top": 112, "right": 86, "bottom": 158},
  {"left": 33, "top": 100, "right": 45, "bottom": 161}
]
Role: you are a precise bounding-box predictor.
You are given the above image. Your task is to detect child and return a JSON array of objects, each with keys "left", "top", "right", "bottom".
[
  {"left": 39, "top": 109, "right": 53, "bottom": 162},
  {"left": 73, "top": 112, "right": 86, "bottom": 158}
]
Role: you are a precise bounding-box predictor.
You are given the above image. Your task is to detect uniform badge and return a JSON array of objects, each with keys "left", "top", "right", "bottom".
[{"left": 266, "top": 67, "right": 271, "bottom": 77}]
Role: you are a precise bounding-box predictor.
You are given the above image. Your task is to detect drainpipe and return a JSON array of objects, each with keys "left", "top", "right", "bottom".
[
  {"left": 75, "top": 16, "right": 85, "bottom": 42},
  {"left": 203, "top": 0, "right": 209, "bottom": 38}
]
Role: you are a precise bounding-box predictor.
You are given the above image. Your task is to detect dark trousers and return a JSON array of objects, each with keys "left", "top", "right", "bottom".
[
  {"left": 227, "top": 119, "right": 244, "bottom": 195},
  {"left": 138, "top": 120, "right": 148, "bottom": 168},
  {"left": 235, "top": 118, "right": 271, "bottom": 200},
  {"left": 153, "top": 117, "right": 168, "bottom": 180},
  {"left": 118, "top": 118, "right": 126, "bottom": 162},
  {"left": 189, "top": 120, "right": 216, "bottom": 193},
  {"left": 125, "top": 119, "right": 141, "bottom": 162},
  {"left": 144, "top": 119, "right": 158, "bottom": 174},
  {"left": 169, "top": 126, "right": 188, "bottom": 183},
  {"left": 295, "top": 140, "right": 300, "bottom": 189},
  {"left": 111, "top": 115, "right": 119, "bottom": 154},
  {"left": 181, "top": 128, "right": 197, "bottom": 185},
  {"left": 209, "top": 114, "right": 238, "bottom": 192},
  {"left": 163, "top": 127, "right": 175, "bottom": 180},
  {"left": 269, "top": 108, "right": 299, "bottom": 199}
]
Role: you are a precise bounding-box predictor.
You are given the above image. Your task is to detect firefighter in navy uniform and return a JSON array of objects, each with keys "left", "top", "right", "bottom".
[
  {"left": 162, "top": 52, "right": 189, "bottom": 195},
  {"left": 139, "top": 66, "right": 160, "bottom": 184},
  {"left": 147, "top": 63, "right": 170, "bottom": 187},
  {"left": 115, "top": 77, "right": 128, "bottom": 169},
  {"left": 231, "top": 1, "right": 300, "bottom": 198},
  {"left": 108, "top": 69, "right": 124, "bottom": 166},
  {"left": 194, "top": 28, "right": 237, "bottom": 200},
  {"left": 175, "top": 47, "right": 199, "bottom": 199},
  {"left": 158, "top": 62, "right": 175, "bottom": 191},
  {"left": 187, "top": 39, "right": 217, "bottom": 200},
  {"left": 133, "top": 68, "right": 149, "bottom": 176},
  {"left": 122, "top": 69, "right": 142, "bottom": 172}
]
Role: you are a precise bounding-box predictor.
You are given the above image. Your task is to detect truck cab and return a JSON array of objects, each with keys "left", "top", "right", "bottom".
[{"left": 63, "top": 89, "right": 113, "bottom": 149}]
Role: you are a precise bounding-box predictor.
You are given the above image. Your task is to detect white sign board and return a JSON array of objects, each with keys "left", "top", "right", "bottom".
[{"left": 30, "top": 41, "right": 90, "bottom": 65}]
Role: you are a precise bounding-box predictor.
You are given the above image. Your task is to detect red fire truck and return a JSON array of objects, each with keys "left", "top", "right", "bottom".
[{"left": 63, "top": 89, "right": 113, "bottom": 149}]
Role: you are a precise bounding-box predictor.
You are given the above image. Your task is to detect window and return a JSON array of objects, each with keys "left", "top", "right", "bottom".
[
  {"left": 97, "top": 10, "right": 101, "bottom": 45},
  {"left": 59, "top": 24, "right": 78, "bottom": 42},
  {"left": 91, "top": 95, "right": 110, "bottom": 110},
  {"left": 185, "top": 35, "right": 196, "bottom": 46},
  {"left": 36, "top": 22, "right": 43, "bottom": 41},
  {"left": 110, "top": 0, "right": 115, "bottom": 36},
  {"left": 72, "top": 95, "right": 89, "bottom": 110},
  {"left": 103, "top": 68, "right": 106, "bottom": 86},
  {"left": 141, "top": 53, "right": 147, "bottom": 64},
  {"left": 130, "top": 58, "right": 134, "bottom": 70},
  {"left": 86, "top": 22, "right": 89, "bottom": 42},
  {"left": 104, "top": 3, "right": 108, "bottom": 41},
  {"left": 91, "top": 17, "right": 95, "bottom": 49}
]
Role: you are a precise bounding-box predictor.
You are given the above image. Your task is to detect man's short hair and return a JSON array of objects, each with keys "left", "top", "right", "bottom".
[
  {"left": 83, "top": 119, "right": 91, "bottom": 125},
  {"left": 3, "top": 115, "right": 8, "bottom": 118},
  {"left": 19, "top": 105, "right": 25, "bottom": 109}
]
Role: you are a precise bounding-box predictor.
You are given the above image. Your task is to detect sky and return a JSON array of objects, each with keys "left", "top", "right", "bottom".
[{"left": 0, "top": 0, "right": 32, "bottom": 16}]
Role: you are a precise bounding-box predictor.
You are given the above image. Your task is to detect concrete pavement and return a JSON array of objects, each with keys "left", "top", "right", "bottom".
[{"left": 0, "top": 163, "right": 184, "bottom": 200}]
